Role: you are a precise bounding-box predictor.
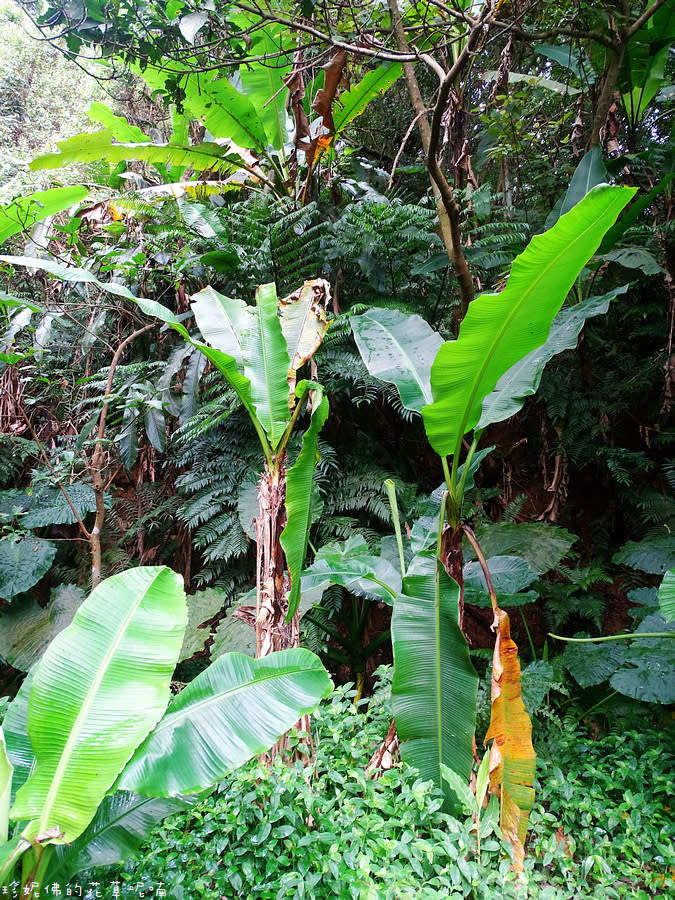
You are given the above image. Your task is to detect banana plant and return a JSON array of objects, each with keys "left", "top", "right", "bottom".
[
  {"left": 30, "top": 29, "right": 403, "bottom": 201},
  {"left": 0, "top": 252, "right": 331, "bottom": 659},
  {"left": 351, "top": 184, "right": 636, "bottom": 867},
  {"left": 0, "top": 187, "right": 88, "bottom": 246},
  {"left": 144, "top": 278, "right": 332, "bottom": 657},
  {"left": 0, "top": 566, "right": 332, "bottom": 895}
]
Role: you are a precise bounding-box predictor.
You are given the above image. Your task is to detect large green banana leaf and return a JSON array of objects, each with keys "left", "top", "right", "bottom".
[
  {"left": 30, "top": 131, "right": 239, "bottom": 176},
  {"left": 0, "top": 187, "right": 88, "bottom": 245},
  {"left": 88, "top": 102, "right": 149, "bottom": 141},
  {"left": 191, "top": 286, "right": 252, "bottom": 372},
  {"left": 477, "top": 286, "right": 628, "bottom": 429},
  {"left": 2, "top": 671, "right": 34, "bottom": 806},
  {"left": 183, "top": 74, "right": 270, "bottom": 151},
  {"left": 660, "top": 569, "right": 675, "bottom": 622},
  {"left": 422, "top": 185, "right": 636, "bottom": 458},
  {"left": 0, "top": 729, "right": 10, "bottom": 844},
  {"left": 117, "top": 649, "right": 332, "bottom": 797},
  {"left": 351, "top": 307, "right": 444, "bottom": 412},
  {"left": 0, "top": 258, "right": 313, "bottom": 459},
  {"left": 241, "top": 283, "right": 293, "bottom": 450},
  {"left": 557, "top": 146, "right": 608, "bottom": 220},
  {"left": 9, "top": 567, "right": 186, "bottom": 844},
  {"left": 391, "top": 571, "right": 478, "bottom": 813},
  {"left": 192, "top": 282, "right": 292, "bottom": 449},
  {"left": 0, "top": 255, "right": 141, "bottom": 301},
  {"left": 47, "top": 791, "right": 192, "bottom": 885},
  {"left": 281, "top": 383, "right": 329, "bottom": 618},
  {"left": 238, "top": 24, "right": 293, "bottom": 150},
  {"left": 332, "top": 63, "right": 404, "bottom": 136}
]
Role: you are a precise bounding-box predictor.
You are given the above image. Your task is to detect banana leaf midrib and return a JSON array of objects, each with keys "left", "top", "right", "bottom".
[
  {"left": 34, "top": 576, "right": 158, "bottom": 836},
  {"left": 133, "top": 665, "right": 315, "bottom": 738}
]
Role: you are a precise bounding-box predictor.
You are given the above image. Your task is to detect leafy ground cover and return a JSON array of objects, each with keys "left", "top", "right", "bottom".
[{"left": 101, "top": 675, "right": 673, "bottom": 900}]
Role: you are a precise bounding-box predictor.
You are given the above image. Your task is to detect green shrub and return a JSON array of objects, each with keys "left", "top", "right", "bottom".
[
  {"left": 100, "top": 677, "right": 674, "bottom": 900},
  {"left": 107, "top": 682, "right": 515, "bottom": 900},
  {"left": 530, "top": 726, "right": 674, "bottom": 898}
]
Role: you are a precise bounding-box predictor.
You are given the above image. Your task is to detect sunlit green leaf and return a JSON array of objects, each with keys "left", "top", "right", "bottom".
[{"left": 422, "top": 186, "right": 636, "bottom": 457}]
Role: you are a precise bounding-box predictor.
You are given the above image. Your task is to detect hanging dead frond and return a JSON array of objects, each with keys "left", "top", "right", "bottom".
[{"left": 484, "top": 608, "right": 536, "bottom": 872}]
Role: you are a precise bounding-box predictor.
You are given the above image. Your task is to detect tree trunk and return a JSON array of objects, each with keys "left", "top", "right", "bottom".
[
  {"left": 587, "top": 43, "right": 626, "bottom": 150},
  {"left": 255, "top": 456, "right": 300, "bottom": 657},
  {"left": 387, "top": 0, "right": 475, "bottom": 322}
]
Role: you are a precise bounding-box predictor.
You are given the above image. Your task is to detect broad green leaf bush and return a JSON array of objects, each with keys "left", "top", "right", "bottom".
[{"left": 101, "top": 676, "right": 674, "bottom": 900}]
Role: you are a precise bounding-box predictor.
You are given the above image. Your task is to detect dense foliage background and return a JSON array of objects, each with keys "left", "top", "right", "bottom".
[{"left": 0, "top": 0, "right": 673, "bottom": 895}]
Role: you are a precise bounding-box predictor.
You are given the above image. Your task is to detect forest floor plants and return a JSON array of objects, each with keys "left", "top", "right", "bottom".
[{"left": 100, "top": 675, "right": 674, "bottom": 900}]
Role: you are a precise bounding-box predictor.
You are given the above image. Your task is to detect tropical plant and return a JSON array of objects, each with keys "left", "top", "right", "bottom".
[
  {"left": 557, "top": 566, "right": 675, "bottom": 706},
  {"left": 0, "top": 187, "right": 89, "bottom": 246},
  {"left": 0, "top": 565, "right": 332, "bottom": 894},
  {"left": 344, "top": 184, "right": 636, "bottom": 867},
  {"left": 28, "top": 23, "right": 404, "bottom": 204},
  {"left": 138, "top": 278, "right": 333, "bottom": 656},
  {"left": 0, "top": 248, "right": 333, "bottom": 656},
  {"left": 97, "top": 676, "right": 674, "bottom": 899}
]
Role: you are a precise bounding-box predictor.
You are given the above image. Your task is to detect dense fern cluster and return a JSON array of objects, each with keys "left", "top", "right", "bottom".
[{"left": 171, "top": 403, "right": 258, "bottom": 594}]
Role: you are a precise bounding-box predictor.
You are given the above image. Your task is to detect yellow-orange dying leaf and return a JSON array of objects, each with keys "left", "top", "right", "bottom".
[{"left": 484, "top": 608, "right": 536, "bottom": 872}]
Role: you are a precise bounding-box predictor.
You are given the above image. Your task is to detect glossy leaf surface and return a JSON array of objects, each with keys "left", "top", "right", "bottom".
[
  {"left": 472, "top": 522, "right": 575, "bottom": 575},
  {"left": 0, "top": 535, "right": 56, "bottom": 602},
  {"left": 301, "top": 535, "right": 400, "bottom": 604},
  {"left": 0, "top": 187, "right": 88, "bottom": 245},
  {"left": 118, "top": 649, "right": 332, "bottom": 797},
  {"left": 558, "top": 146, "right": 608, "bottom": 219},
  {"left": 477, "top": 287, "right": 627, "bottom": 430},
  {"left": 48, "top": 791, "right": 192, "bottom": 885},
  {"left": 31, "top": 131, "right": 238, "bottom": 176},
  {"left": 422, "top": 186, "right": 636, "bottom": 457},
  {"left": 0, "top": 255, "right": 137, "bottom": 301},
  {"left": 659, "top": 569, "right": 675, "bottom": 622},
  {"left": 463, "top": 556, "right": 537, "bottom": 609},
  {"left": 239, "top": 24, "right": 293, "bottom": 149},
  {"left": 609, "top": 614, "right": 675, "bottom": 704},
  {"left": 191, "top": 286, "right": 252, "bottom": 372},
  {"left": 352, "top": 307, "right": 443, "bottom": 412},
  {"left": 241, "top": 283, "right": 292, "bottom": 449},
  {"left": 563, "top": 635, "right": 627, "bottom": 687},
  {"left": 0, "top": 728, "right": 11, "bottom": 844},
  {"left": 184, "top": 74, "right": 269, "bottom": 150},
  {"left": 2, "top": 671, "right": 34, "bottom": 806},
  {"left": 613, "top": 533, "right": 675, "bottom": 574},
  {"left": 10, "top": 567, "right": 186, "bottom": 843},
  {"left": 0, "top": 585, "right": 83, "bottom": 672},
  {"left": 391, "top": 571, "right": 477, "bottom": 813},
  {"left": 332, "top": 63, "right": 404, "bottom": 135}
]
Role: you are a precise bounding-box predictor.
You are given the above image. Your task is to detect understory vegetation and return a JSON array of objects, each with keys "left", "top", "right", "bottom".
[
  {"left": 108, "top": 679, "right": 674, "bottom": 900},
  {"left": 0, "top": 0, "right": 674, "bottom": 895}
]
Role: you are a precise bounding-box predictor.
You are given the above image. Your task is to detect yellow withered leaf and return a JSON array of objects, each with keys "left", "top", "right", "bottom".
[
  {"left": 279, "top": 279, "right": 330, "bottom": 405},
  {"left": 484, "top": 608, "right": 536, "bottom": 872}
]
